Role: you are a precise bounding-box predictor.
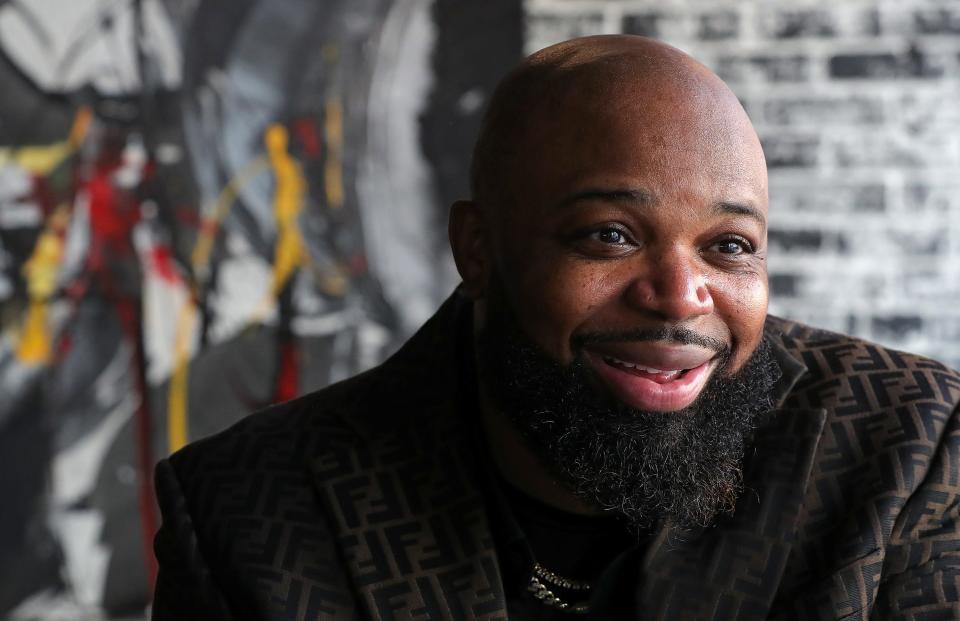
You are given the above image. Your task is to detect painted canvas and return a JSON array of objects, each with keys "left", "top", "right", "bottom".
[{"left": 0, "top": 0, "right": 522, "bottom": 616}]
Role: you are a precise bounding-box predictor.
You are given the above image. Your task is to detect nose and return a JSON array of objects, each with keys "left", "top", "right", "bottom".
[{"left": 624, "top": 248, "right": 714, "bottom": 322}]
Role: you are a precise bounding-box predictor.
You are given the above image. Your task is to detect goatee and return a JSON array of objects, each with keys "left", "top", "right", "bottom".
[{"left": 476, "top": 299, "right": 782, "bottom": 531}]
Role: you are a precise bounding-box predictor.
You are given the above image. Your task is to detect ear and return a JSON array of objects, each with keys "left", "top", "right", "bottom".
[{"left": 448, "top": 200, "right": 490, "bottom": 299}]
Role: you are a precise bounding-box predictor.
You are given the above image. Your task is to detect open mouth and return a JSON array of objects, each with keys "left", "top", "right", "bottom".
[
  {"left": 602, "top": 356, "right": 694, "bottom": 384},
  {"left": 585, "top": 350, "right": 717, "bottom": 412}
]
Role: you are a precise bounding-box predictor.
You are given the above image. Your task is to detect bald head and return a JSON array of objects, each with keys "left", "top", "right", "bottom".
[{"left": 470, "top": 35, "right": 764, "bottom": 210}]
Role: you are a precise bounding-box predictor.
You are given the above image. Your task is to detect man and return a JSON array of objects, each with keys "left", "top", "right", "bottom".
[{"left": 152, "top": 36, "right": 960, "bottom": 620}]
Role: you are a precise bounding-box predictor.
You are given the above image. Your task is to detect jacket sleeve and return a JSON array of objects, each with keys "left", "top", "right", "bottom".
[
  {"left": 152, "top": 458, "right": 237, "bottom": 621},
  {"left": 873, "top": 402, "right": 960, "bottom": 619}
]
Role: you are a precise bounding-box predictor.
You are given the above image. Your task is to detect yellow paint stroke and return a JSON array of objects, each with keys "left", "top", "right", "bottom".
[
  {"left": 266, "top": 123, "right": 306, "bottom": 293},
  {"left": 172, "top": 124, "right": 308, "bottom": 446},
  {"left": 190, "top": 156, "right": 269, "bottom": 284},
  {"left": 323, "top": 98, "right": 345, "bottom": 210},
  {"left": 68, "top": 106, "right": 94, "bottom": 147},
  {"left": 0, "top": 145, "right": 72, "bottom": 175},
  {"left": 12, "top": 107, "right": 91, "bottom": 363},
  {"left": 0, "top": 106, "right": 93, "bottom": 175},
  {"left": 167, "top": 300, "right": 196, "bottom": 453},
  {"left": 248, "top": 123, "right": 310, "bottom": 324},
  {"left": 17, "top": 205, "right": 71, "bottom": 363},
  {"left": 17, "top": 301, "right": 51, "bottom": 362},
  {"left": 167, "top": 156, "right": 269, "bottom": 455}
]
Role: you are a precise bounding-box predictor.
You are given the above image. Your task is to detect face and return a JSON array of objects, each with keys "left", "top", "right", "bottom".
[{"left": 457, "top": 76, "right": 769, "bottom": 414}]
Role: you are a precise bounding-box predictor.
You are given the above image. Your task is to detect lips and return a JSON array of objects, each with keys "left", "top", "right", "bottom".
[
  {"left": 602, "top": 356, "right": 685, "bottom": 383},
  {"left": 583, "top": 344, "right": 718, "bottom": 412}
]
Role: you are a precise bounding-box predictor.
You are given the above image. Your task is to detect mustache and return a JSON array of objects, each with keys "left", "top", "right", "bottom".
[{"left": 571, "top": 326, "right": 729, "bottom": 354}]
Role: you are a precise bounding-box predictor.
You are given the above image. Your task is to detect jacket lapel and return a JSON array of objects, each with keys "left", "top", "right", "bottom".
[
  {"left": 309, "top": 294, "right": 508, "bottom": 621},
  {"left": 636, "top": 405, "right": 827, "bottom": 620},
  {"left": 635, "top": 336, "right": 826, "bottom": 621}
]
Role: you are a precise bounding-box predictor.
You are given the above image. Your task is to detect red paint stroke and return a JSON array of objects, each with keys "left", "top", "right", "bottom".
[
  {"left": 30, "top": 175, "right": 58, "bottom": 218},
  {"left": 349, "top": 254, "right": 368, "bottom": 275},
  {"left": 124, "top": 298, "right": 158, "bottom": 593},
  {"left": 87, "top": 174, "right": 129, "bottom": 243},
  {"left": 102, "top": 293, "right": 157, "bottom": 592},
  {"left": 292, "top": 118, "right": 321, "bottom": 158},
  {"left": 272, "top": 338, "right": 299, "bottom": 404},
  {"left": 19, "top": 124, "right": 160, "bottom": 591},
  {"left": 174, "top": 207, "right": 203, "bottom": 228},
  {"left": 82, "top": 140, "right": 158, "bottom": 592},
  {"left": 55, "top": 332, "right": 73, "bottom": 358},
  {"left": 149, "top": 244, "right": 179, "bottom": 284},
  {"left": 199, "top": 218, "right": 221, "bottom": 238},
  {"left": 83, "top": 163, "right": 144, "bottom": 284},
  {"left": 63, "top": 278, "right": 87, "bottom": 301}
]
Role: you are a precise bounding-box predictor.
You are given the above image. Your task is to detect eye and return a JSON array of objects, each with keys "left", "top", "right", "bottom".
[
  {"left": 711, "top": 236, "right": 754, "bottom": 256},
  {"left": 592, "top": 227, "right": 628, "bottom": 245},
  {"left": 567, "top": 224, "right": 637, "bottom": 258}
]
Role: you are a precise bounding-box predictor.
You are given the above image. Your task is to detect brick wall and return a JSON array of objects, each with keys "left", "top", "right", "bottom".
[{"left": 526, "top": 0, "right": 960, "bottom": 370}]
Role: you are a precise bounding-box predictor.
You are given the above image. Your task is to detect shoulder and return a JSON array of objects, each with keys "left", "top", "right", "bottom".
[
  {"left": 762, "top": 318, "right": 960, "bottom": 621},
  {"left": 152, "top": 372, "right": 375, "bottom": 617},
  {"left": 162, "top": 369, "right": 375, "bottom": 495},
  {"left": 155, "top": 365, "right": 394, "bottom": 552},
  {"left": 765, "top": 314, "right": 960, "bottom": 414},
  {"left": 152, "top": 373, "right": 377, "bottom": 586},
  {"left": 157, "top": 288, "right": 469, "bottom": 517},
  {"left": 765, "top": 315, "right": 960, "bottom": 501}
]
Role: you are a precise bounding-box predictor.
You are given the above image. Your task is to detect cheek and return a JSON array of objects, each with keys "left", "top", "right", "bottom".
[
  {"left": 509, "top": 261, "right": 611, "bottom": 360},
  {"left": 712, "top": 273, "right": 769, "bottom": 370}
]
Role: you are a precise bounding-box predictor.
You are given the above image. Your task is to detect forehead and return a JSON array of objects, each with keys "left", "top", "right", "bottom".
[{"left": 504, "top": 71, "right": 767, "bottom": 218}]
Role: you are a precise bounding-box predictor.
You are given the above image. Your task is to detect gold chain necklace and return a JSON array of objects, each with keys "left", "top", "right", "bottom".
[{"left": 526, "top": 562, "right": 591, "bottom": 615}]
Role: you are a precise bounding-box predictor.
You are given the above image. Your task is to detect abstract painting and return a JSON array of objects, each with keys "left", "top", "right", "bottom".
[{"left": 0, "top": 0, "right": 521, "bottom": 616}]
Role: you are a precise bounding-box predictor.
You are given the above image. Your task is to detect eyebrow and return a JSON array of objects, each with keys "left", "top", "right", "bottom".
[
  {"left": 714, "top": 201, "right": 767, "bottom": 230},
  {"left": 555, "top": 188, "right": 655, "bottom": 209},
  {"left": 555, "top": 188, "right": 767, "bottom": 230}
]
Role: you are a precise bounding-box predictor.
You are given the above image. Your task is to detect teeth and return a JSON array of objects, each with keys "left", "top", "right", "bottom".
[{"left": 604, "top": 356, "right": 681, "bottom": 377}]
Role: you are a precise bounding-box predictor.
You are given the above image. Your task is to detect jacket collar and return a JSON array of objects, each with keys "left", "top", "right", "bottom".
[
  {"left": 766, "top": 318, "right": 810, "bottom": 408},
  {"left": 308, "top": 292, "right": 507, "bottom": 619},
  {"left": 634, "top": 326, "right": 825, "bottom": 620},
  {"left": 309, "top": 294, "right": 825, "bottom": 620}
]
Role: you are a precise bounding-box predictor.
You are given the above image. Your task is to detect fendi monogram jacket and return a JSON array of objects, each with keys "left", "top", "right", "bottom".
[{"left": 152, "top": 294, "right": 960, "bottom": 620}]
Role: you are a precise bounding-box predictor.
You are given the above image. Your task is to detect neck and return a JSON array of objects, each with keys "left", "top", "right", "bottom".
[
  {"left": 479, "top": 388, "right": 600, "bottom": 516},
  {"left": 470, "top": 301, "right": 599, "bottom": 516}
]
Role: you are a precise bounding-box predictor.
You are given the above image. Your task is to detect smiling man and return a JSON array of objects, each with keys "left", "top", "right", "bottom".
[
  {"left": 153, "top": 36, "right": 960, "bottom": 620},
  {"left": 458, "top": 36, "right": 778, "bottom": 539}
]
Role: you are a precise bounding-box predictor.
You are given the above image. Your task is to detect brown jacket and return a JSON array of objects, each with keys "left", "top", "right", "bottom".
[{"left": 152, "top": 294, "right": 960, "bottom": 620}]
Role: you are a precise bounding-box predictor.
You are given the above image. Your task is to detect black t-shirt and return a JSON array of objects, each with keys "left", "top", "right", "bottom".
[{"left": 488, "top": 472, "right": 647, "bottom": 620}]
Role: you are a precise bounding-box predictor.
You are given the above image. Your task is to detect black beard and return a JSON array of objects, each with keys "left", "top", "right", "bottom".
[{"left": 476, "top": 298, "right": 782, "bottom": 531}]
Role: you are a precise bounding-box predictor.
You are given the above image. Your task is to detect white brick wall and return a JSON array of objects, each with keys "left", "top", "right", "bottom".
[{"left": 526, "top": 0, "right": 960, "bottom": 370}]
